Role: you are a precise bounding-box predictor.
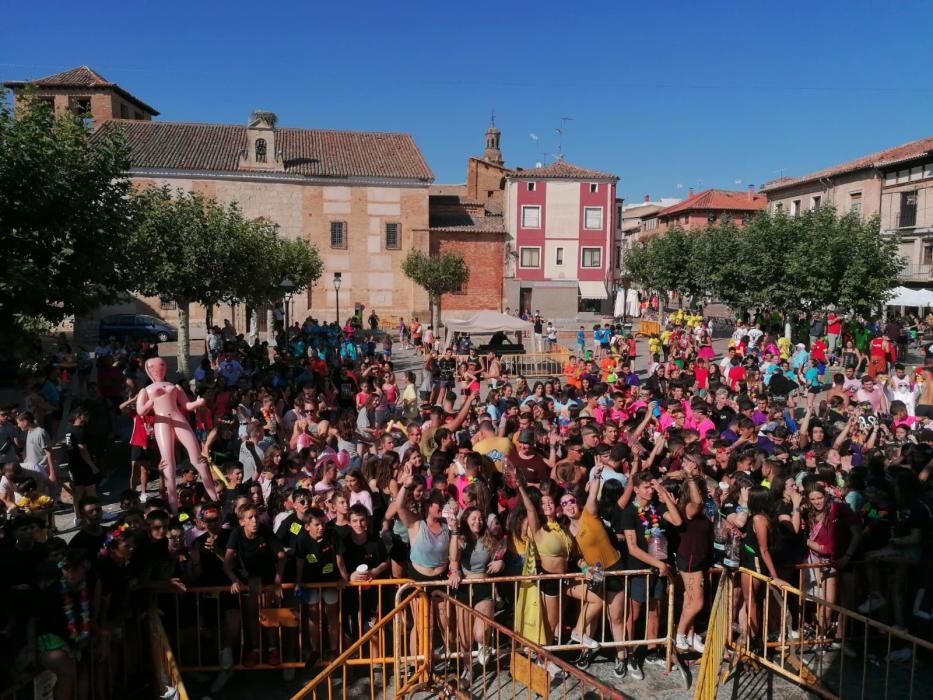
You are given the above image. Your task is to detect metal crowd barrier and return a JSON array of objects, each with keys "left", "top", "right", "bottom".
[
  {"left": 500, "top": 350, "right": 571, "bottom": 379},
  {"left": 712, "top": 567, "right": 933, "bottom": 700}
]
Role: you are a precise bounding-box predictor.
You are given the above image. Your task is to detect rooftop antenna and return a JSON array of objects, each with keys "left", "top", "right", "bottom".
[
  {"left": 555, "top": 116, "right": 573, "bottom": 159},
  {"left": 490, "top": 110, "right": 496, "bottom": 126}
]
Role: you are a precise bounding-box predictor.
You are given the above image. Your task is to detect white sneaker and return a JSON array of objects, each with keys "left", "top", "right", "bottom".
[
  {"left": 788, "top": 629, "right": 801, "bottom": 640},
  {"left": 858, "top": 593, "right": 886, "bottom": 614},
  {"left": 692, "top": 635, "right": 705, "bottom": 653},
  {"left": 139, "top": 492, "right": 148, "bottom": 504},
  {"left": 477, "top": 644, "right": 493, "bottom": 666},
  {"left": 571, "top": 630, "right": 600, "bottom": 651},
  {"left": 221, "top": 647, "right": 234, "bottom": 670},
  {"left": 545, "top": 661, "right": 566, "bottom": 679},
  {"left": 675, "top": 634, "right": 690, "bottom": 652}
]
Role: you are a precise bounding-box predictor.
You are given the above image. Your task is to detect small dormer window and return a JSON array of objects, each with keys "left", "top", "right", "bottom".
[{"left": 255, "top": 138, "right": 267, "bottom": 163}]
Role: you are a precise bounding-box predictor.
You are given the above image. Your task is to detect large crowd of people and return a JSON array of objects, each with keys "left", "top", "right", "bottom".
[{"left": 2, "top": 309, "right": 933, "bottom": 698}]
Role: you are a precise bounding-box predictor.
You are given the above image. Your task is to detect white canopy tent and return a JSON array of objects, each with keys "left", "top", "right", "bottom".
[
  {"left": 443, "top": 310, "right": 533, "bottom": 347},
  {"left": 885, "top": 286, "right": 933, "bottom": 307}
]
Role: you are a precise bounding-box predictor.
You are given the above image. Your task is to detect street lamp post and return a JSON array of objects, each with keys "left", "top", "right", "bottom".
[
  {"left": 333, "top": 272, "right": 342, "bottom": 326},
  {"left": 280, "top": 277, "right": 295, "bottom": 337}
]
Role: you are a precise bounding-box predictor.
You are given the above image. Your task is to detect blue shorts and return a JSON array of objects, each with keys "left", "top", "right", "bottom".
[{"left": 629, "top": 572, "right": 665, "bottom": 603}]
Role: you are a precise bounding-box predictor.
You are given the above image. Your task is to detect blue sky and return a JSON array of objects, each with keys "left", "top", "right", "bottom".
[{"left": 4, "top": 1, "right": 933, "bottom": 202}]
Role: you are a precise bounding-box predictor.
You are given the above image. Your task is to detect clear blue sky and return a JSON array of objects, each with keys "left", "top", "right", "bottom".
[{"left": 4, "top": 1, "right": 933, "bottom": 202}]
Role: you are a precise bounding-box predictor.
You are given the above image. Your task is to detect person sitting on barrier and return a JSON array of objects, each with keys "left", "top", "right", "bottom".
[{"left": 223, "top": 502, "right": 286, "bottom": 667}]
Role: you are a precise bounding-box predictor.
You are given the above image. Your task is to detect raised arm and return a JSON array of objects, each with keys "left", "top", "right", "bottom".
[
  {"left": 515, "top": 470, "right": 541, "bottom": 535},
  {"left": 135, "top": 387, "right": 154, "bottom": 417}
]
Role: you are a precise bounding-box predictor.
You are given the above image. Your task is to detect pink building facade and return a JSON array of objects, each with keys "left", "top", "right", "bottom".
[{"left": 504, "top": 161, "right": 618, "bottom": 318}]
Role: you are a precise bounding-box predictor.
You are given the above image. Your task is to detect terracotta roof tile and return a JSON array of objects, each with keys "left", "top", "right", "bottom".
[
  {"left": 429, "top": 212, "right": 506, "bottom": 233},
  {"left": 3, "top": 65, "right": 159, "bottom": 116},
  {"left": 761, "top": 136, "right": 933, "bottom": 192},
  {"left": 91, "top": 120, "right": 434, "bottom": 181},
  {"left": 657, "top": 189, "right": 766, "bottom": 217},
  {"left": 508, "top": 160, "right": 617, "bottom": 181}
]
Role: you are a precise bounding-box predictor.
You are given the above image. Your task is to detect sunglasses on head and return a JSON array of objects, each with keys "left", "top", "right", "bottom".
[{"left": 560, "top": 497, "right": 577, "bottom": 506}]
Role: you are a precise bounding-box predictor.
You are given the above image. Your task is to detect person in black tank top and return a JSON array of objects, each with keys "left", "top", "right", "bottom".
[{"left": 739, "top": 486, "right": 789, "bottom": 641}]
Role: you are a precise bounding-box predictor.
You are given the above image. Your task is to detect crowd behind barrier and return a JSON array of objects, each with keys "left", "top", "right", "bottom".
[{"left": 2, "top": 308, "right": 933, "bottom": 700}]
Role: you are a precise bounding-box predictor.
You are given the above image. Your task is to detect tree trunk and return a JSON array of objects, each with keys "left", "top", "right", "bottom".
[
  {"left": 266, "top": 306, "right": 274, "bottom": 344},
  {"left": 431, "top": 296, "right": 441, "bottom": 337},
  {"left": 177, "top": 301, "right": 191, "bottom": 378},
  {"left": 205, "top": 304, "right": 213, "bottom": 333},
  {"left": 249, "top": 306, "right": 259, "bottom": 345}
]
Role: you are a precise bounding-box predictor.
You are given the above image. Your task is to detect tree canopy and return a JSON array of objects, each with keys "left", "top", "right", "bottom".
[
  {"left": 401, "top": 249, "right": 470, "bottom": 329},
  {"left": 623, "top": 207, "right": 903, "bottom": 318},
  {"left": 130, "top": 186, "right": 322, "bottom": 375},
  {"left": 0, "top": 91, "right": 137, "bottom": 337}
]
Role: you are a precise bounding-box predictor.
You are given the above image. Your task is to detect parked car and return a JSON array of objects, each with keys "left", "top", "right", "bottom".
[{"left": 98, "top": 314, "right": 177, "bottom": 343}]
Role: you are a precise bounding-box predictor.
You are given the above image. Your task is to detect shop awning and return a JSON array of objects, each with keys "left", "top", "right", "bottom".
[{"left": 578, "top": 281, "right": 608, "bottom": 300}]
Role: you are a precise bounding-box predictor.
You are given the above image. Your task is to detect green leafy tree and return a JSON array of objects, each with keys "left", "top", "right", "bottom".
[
  {"left": 130, "top": 187, "right": 250, "bottom": 376},
  {"left": 229, "top": 220, "right": 322, "bottom": 338},
  {"left": 0, "top": 91, "right": 137, "bottom": 341},
  {"left": 401, "top": 249, "right": 469, "bottom": 330}
]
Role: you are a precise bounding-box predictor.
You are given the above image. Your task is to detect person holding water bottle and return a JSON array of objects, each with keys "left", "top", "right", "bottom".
[{"left": 618, "top": 471, "right": 682, "bottom": 676}]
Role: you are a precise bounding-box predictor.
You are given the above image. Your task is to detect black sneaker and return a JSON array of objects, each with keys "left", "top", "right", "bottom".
[
  {"left": 613, "top": 657, "right": 628, "bottom": 678},
  {"left": 628, "top": 658, "right": 645, "bottom": 680}
]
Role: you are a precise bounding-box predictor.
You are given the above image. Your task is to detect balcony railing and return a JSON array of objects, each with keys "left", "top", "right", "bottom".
[{"left": 899, "top": 263, "right": 933, "bottom": 283}]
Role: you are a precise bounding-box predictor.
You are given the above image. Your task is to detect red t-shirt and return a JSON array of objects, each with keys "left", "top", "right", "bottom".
[{"left": 827, "top": 315, "right": 842, "bottom": 335}]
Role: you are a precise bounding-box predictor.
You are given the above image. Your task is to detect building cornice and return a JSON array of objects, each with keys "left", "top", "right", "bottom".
[{"left": 128, "top": 168, "right": 431, "bottom": 188}]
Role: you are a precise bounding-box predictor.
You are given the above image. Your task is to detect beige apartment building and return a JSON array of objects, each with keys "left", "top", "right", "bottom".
[
  {"left": 4, "top": 66, "right": 435, "bottom": 335},
  {"left": 762, "top": 136, "right": 933, "bottom": 285}
]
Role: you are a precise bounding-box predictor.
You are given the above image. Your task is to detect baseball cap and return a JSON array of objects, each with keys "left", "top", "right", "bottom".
[
  {"left": 595, "top": 443, "right": 612, "bottom": 455},
  {"left": 518, "top": 429, "right": 536, "bottom": 444}
]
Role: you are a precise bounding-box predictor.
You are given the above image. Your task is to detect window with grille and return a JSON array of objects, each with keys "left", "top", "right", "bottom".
[
  {"left": 522, "top": 206, "right": 541, "bottom": 228},
  {"left": 159, "top": 298, "right": 177, "bottom": 310},
  {"left": 330, "top": 221, "right": 347, "bottom": 249},
  {"left": 385, "top": 223, "right": 401, "bottom": 249},
  {"left": 519, "top": 247, "right": 541, "bottom": 268},
  {"left": 581, "top": 247, "right": 602, "bottom": 268},
  {"left": 849, "top": 192, "right": 862, "bottom": 216}
]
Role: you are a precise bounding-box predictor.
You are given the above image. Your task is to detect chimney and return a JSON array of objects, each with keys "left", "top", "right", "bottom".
[
  {"left": 688, "top": 188, "right": 694, "bottom": 198},
  {"left": 644, "top": 194, "right": 650, "bottom": 203},
  {"left": 747, "top": 184, "right": 755, "bottom": 200}
]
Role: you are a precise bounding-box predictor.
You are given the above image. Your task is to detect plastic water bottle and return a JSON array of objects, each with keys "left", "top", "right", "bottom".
[
  {"left": 713, "top": 513, "right": 728, "bottom": 561},
  {"left": 648, "top": 531, "right": 668, "bottom": 561},
  {"left": 590, "top": 562, "right": 605, "bottom": 589},
  {"left": 723, "top": 532, "right": 741, "bottom": 569}
]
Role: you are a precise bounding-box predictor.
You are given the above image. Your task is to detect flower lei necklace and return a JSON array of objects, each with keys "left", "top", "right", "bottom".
[
  {"left": 636, "top": 501, "right": 662, "bottom": 541},
  {"left": 61, "top": 575, "right": 91, "bottom": 645}
]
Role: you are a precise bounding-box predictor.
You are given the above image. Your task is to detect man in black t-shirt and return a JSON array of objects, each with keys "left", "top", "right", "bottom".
[
  {"left": 438, "top": 349, "right": 457, "bottom": 389},
  {"left": 69, "top": 496, "right": 109, "bottom": 560},
  {"left": 295, "top": 508, "right": 341, "bottom": 656},
  {"left": 618, "top": 472, "right": 682, "bottom": 674},
  {"left": 336, "top": 505, "right": 389, "bottom": 634},
  {"left": 64, "top": 408, "right": 101, "bottom": 524},
  {"left": 274, "top": 488, "right": 312, "bottom": 580}
]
